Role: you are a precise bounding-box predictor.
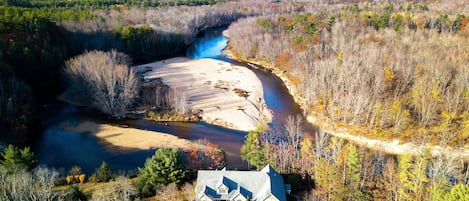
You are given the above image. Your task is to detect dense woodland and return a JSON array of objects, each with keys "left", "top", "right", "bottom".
[
  {"left": 228, "top": 1, "right": 469, "bottom": 200},
  {"left": 1, "top": 0, "right": 469, "bottom": 200},
  {"left": 241, "top": 118, "right": 469, "bottom": 200},
  {"left": 228, "top": 1, "right": 469, "bottom": 146}
]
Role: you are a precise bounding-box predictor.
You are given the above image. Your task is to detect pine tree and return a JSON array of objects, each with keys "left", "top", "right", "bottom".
[
  {"left": 345, "top": 144, "right": 366, "bottom": 200},
  {"left": 136, "top": 148, "right": 186, "bottom": 197},
  {"left": 97, "top": 161, "right": 111, "bottom": 182},
  {"left": 398, "top": 153, "right": 429, "bottom": 201},
  {"left": 240, "top": 125, "right": 266, "bottom": 169},
  {"left": 445, "top": 184, "right": 469, "bottom": 201},
  {"left": 0, "top": 144, "right": 36, "bottom": 173},
  {"left": 398, "top": 154, "right": 414, "bottom": 200}
]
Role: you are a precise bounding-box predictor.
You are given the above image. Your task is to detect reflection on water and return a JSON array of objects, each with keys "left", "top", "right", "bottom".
[
  {"left": 187, "top": 28, "right": 227, "bottom": 60},
  {"left": 31, "top": 103, "right": 156, "bottom": 174},
  {"left": 32, "top": 27, "right": 306, "bottom": 174}
]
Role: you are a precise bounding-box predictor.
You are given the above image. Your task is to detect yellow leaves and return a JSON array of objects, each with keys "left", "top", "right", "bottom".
[
  {"left": 459, "top": 112, "right": 469, "bottom": 139},
  {"left": 384, "top": 66, "right": 394, "bottom": 82},
  {"left": 430, "top": 88, "right": 443, "bottom": 104},
  {"left": 461, "top": 87, "right": 469, "bottom": 102},
  {"left": 337, "top": 51, "right": 344, "bottom": 64},
  {"left": 300, "top": 134, "right": 315, "bottom": 164},
  {"left": 416, "top": 64, "right": 423, "bottom": 74},
  {"left": 373, "top": 102, "right": 384, "bottom": 113},
  {"left": 390, "top": 98, "right": 401, "bottom": 113}
]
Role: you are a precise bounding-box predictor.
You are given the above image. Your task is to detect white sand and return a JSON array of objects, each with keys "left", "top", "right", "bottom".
[{"left": 135, "top": 57, "right": 272, "bottom": 132}]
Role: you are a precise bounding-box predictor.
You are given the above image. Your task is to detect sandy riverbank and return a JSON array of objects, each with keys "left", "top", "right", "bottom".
[
  {"left": 63, "top": 121, "right": 198, "bottom": 153},
  {"left": 135, "top": 57, "right": 272, "bottom": 132}
]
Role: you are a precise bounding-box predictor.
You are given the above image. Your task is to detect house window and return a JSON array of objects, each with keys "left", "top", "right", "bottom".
[
  {"left": 218, "top": 186, "right": 228, "bottom": 194},
  {"left": 219, "top": 188, "right": 227, "bottom": 194}
]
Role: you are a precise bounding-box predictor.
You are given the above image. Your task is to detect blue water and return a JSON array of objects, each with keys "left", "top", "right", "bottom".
[
  {"left": 187, "top": 34, "right": 228, "bottom": 59},
  {"left": 186, "top": 27, "right": 304, "bottom": 128},
  {"left": 31, "top": 28, "right": 304, "bottom": 174}
]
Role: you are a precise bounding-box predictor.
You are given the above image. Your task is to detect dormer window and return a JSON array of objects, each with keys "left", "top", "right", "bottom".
[{"left": 218, "top": 185, "right": 228, "bottom": 194}]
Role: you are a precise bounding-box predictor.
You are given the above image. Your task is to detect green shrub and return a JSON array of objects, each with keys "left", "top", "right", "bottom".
[{"left": 256, "top": 19, "right": 273, "bottom": 30}]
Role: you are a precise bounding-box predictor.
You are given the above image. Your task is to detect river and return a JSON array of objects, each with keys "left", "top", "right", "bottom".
[{"left": 30, "top": 27, "right": 305, "bottom": 174}]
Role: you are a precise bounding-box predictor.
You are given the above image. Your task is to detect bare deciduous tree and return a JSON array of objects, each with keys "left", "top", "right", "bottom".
[
  {"left": 155, "top": 182, "right": 178, "bottom": 201},
  {"left": 285, "top": 114, "right": 304, "bottom": 151},
  {"left": 0, "top": 166, "right": 62, "bottom": 201},
  {"left": 91, "top": 176, "right": 136, "bottom": 201},
  {"left": 168, "top": 89, "right": 190, "bottom": 114},
  {"left": 62, "top": 50, "right": 138, "bottom": 118}
]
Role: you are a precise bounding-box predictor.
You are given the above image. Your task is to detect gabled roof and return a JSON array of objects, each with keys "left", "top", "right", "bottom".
[
  {"left": 216, "top": 176, "right": 235, "bottom": 189},
  {"left": 195, "top": 165, "right": 287, "bottom": 201},
  {"left": 259, "top": 164, "right": 285, "bottom": 201}
]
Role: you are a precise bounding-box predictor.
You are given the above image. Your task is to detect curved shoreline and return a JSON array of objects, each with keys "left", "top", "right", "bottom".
[
  {"left": 222, "top": 43, "right": 469, "bottom": 160},
  {"left": 134, "top": 57, "right": 272, "bottom": 132},
  {"left": 62, "top": 121, "right": 200, "bottom": 153}
]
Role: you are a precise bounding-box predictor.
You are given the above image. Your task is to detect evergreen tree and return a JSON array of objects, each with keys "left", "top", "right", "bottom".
[
  {"left": 240, "top": 125, "right": 266, "bottom": 169},
  {"left": 398, "top": 154, "right": 414, "bottom": 200},
  {"left": 136, "top": 148, "right": 186, "bottom": 197},
  {"left": 397, "top": 153, "right": 429, "bottom": 201},
  {"left": 0, "top": 144, "right": 36, "bottom": 173},
  {"left": 345, "top": 144, "right": 366, "bottom": 200},
  {"left": 97, "top": 161, "right": 111, "bottom": 182},
  {"left": 445, "top": 184, "right": 469, "bottom": 201}
]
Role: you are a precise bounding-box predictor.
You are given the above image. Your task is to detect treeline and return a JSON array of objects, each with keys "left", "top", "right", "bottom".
[
  {"left": 1, "top": 0, "right": 227, "bottom": 9},
  {"left": 1, "top": 140, "right": 226, "bottom": 200},
  {"left": 241, "top": 116, "right": 469, "bottom": 200},
  {"left": 227, "top": 2, "right": 469, "bottom": 146},
  {"left": 0, "top": 6, "right": 70, "bottom": 135}
]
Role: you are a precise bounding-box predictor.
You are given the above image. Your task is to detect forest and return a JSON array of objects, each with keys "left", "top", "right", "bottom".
[
  {"left": 227, "top": 1, "right": 469, "bottom": 200},
  {"left": 1, "top": 0, "right": 469, "bottom": 200},
  {"left": 227, "top": 1, "right": 469, "bottom": 146}
]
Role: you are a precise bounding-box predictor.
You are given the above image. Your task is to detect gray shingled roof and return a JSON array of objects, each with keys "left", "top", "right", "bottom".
[{"left": 195, "top": 165, "right": 287, "bottom": 201}]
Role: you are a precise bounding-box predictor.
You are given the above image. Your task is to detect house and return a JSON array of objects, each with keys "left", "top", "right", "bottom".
[{"left": 195, "top": 165, "right": 288, "bottom": 201}]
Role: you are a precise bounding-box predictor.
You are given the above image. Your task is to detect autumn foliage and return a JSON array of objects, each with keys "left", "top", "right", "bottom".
[
  {"left": 227, "top": 2, "right": 469, "bottom": 146},
  {"left": 187, "top": 139, "right": 226, "bottom": 171}
]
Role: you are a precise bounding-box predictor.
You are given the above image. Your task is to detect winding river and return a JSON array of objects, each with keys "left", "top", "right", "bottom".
[{"left": 30, "top": 28, "right": 305, "bottom": 174}]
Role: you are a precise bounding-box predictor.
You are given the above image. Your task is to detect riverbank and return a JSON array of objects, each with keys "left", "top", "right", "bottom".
[
  {"left": 222, "top": 40, "right": 469, "bottom": 160},
  {"left": 62, "top": 121, "right": 199, "bottom": 153},
  {"left": 134, "top": 57, "right": 272, "bottom": 132}
]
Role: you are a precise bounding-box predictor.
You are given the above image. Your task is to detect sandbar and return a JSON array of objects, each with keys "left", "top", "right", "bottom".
[
  {"left": 63, "top": 121, "right": 197, "bottom": 153},
  {"left": 135, "top": 57, "right": 272, "bottom": 132}
]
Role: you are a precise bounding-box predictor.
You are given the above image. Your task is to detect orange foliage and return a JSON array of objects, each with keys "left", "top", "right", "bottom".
[
  {"left": 275, "top": 52, "right": 292, "bottom": 72},
  {"left": 289, "top": 75, "right": 301, "bottom": 87},
  {"left": 310, "top": 34, "right": 321, "bottom": 45},
  {"left": 117, "top": 4, "right": 127, "bottom": 13},
  {"left": 66, "top": 176, "right": 73, "bottom": 184},
  {"left": 308, "top": 14, "right": 317, "bottom": 22},
  {"left": 460, "top": 17, "right": 469, "bottom": 32},
  {"left": 293, "top": 42, "right": 307, "bottom": 51},
  {"left": 187, "top": 139, "right": 226, "bottom": 170},
  {"left": 78, "top": 174, "right": 86, "bottom": 184},
  {"left": 204, "top": 141, "right": 226, "bottom": 170},
  {"left": 187, "top": 146, "right": 202, "bottom": 170}
]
